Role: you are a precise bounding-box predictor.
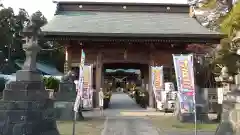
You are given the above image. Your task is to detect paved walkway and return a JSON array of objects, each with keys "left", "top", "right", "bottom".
[{"left": 99, "top": 92, "right": 160, "bottom": 135}]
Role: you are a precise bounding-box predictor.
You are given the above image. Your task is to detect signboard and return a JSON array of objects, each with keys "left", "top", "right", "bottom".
[
  {"left": 151, "top": 66, "right": 164, "bottom": 109},
  {"left": 165, "top": 82, "right": 175, "bottom": 92},
  {"left": 172, "top": 54, "right": 196, "bottom": 114},
  {"left": 74, "top": 49, "right": 85, "bottom": 112},
  {"left": 217, "top": 87, "right": 223, "bottom": 104}
]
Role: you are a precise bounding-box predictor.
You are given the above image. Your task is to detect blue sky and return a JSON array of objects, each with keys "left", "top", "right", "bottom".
[{"left": 2, "top": 0, "right": 188, "bottom": 20}]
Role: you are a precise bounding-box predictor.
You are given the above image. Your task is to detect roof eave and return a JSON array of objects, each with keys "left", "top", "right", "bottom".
[
  {"left": 53, "top": 1, "right": 189, "bottom": 7},
  {"left": 41, "top": 31, "right": 225, "bottom": 39}
]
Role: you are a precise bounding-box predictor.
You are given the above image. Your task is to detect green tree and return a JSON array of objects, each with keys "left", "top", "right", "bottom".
[
  {"left": 0, "top": 5, "right": 31, "bottom": 73},
  {"left": 30, "top": 11, "right": 47, "bottom": 29},
  {"left": 12, "top": 8, "right": 30, "bottom": 60},
  {"left": 211, "top": 2, "right": 240, "bottom": 76},
  {"left": 212, "top": 38, "right": 240, "bottom": 75},
  {"left": 0, "top": 4, "right": 64, "bottom": 73},
  {"left": 221, "top": 2, "right": 240, "bottom": 37},
  {"left": 0, "top": 7, "right": 18, "bottom": 73}
]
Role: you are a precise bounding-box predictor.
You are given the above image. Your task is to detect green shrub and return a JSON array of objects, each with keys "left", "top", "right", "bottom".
[
  {"left": 104, "top": 91, "right": 112, "bottom": 99},
  {"left": 0, "top": 77, "right": 6, "bottom": 92},
  {"left": 134, "top": 88, "right": 149, "bottom": 108},
  {"left": 43, "top": 76, "right": 60, "bottom": 92}
]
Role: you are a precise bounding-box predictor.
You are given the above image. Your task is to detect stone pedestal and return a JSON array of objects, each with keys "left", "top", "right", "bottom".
[
  {"left": 56, "top": 82, "right": 76, "bottom": 101},
  {"left": 54, "top": 102, "right": 74, "bottom": 121},
  {"left": 0, "top": 81, "right": 60, "bottom": 135},
  {"left": 215, "top": 90, "right": 240, "bottom": 135},
  {"left": 54, "top": 82, "right": 76, "bottom": 120},
  {"left": 15, "top": 70, "right": 41, "bottom": 82}
]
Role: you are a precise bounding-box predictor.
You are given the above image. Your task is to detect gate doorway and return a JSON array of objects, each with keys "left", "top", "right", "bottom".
[{"left": 103, "top": 63, "right": 147, "bottom": 92}]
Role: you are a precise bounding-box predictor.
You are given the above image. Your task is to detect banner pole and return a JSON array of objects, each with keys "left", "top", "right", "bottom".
[
  {"left": 72, "top": 111, "right": 77, "bottom": 135},
  {"left": 194, "top": 97, "right": 197, "bottom": 135},
  {"left": 72, "top": 49, "right": 85, "bottom": 135},
  {"left": 192, "top": 53, "right": 197, "bottom": 135}
]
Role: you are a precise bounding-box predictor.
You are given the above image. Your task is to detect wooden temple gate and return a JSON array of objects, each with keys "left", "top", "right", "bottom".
[{"left": 42, "top": 1, "right": 224, "bottom": 108}]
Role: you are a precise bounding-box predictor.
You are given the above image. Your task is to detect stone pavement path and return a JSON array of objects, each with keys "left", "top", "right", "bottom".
[
  {"left": 100, "top": 92, "right": 160, "bottom": 135},
  {"left": 102, "top": 116, "right": 160, "bottom": 135},
  {"left": 83, "top": 92, "right": 215, "bottom": 135}
]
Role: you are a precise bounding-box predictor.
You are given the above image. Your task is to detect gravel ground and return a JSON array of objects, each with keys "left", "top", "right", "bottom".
[{"left": 57, "top": 117, "right": 105, "bottom": 135}]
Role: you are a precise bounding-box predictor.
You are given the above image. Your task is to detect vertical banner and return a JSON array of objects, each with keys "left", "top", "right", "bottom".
[
  {"left": 172, "top": 54, "right": 196, "bottom": 114},
  {"left": 89, "top": 65, "right": 93, "bottom": 108},
  {"left": 151, "top": 66, "right": 164, "bottom": 109},
  {"left": 82, "top": 65, "right": 93, "bottom": 109},
  {"left": 74, "top": 49, "right": 85, "bottom": 112}
]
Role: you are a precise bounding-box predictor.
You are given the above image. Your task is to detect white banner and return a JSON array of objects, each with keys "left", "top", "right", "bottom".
[
  {"left": 217, "top": 87, "right": 223, "bottom": 104},
  {"left": 74, "top": 49, "right": 85, "bottom": 112},
  {"left": 82, "top": 65, "right": 93, "bottom": 109},
  {"left": 151, "top": 66, "right": 164, "bottom": 110}
]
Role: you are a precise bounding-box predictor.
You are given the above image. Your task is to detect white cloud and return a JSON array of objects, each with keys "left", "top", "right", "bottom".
[{"left": 2, "top": 0, "right": 56, "bottom": 21}]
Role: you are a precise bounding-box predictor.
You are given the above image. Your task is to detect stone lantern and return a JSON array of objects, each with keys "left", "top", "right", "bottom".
[
  {"left": 215, "top": 66, "right": 233, "bottom": 95},
  {"left": 214, "top": 66, "right": 233, "bottom": 121},
  {"left": 232, "top": 31, "right": 240, "bottom": 51},
  {"left": 0, "top": 18, "right": 60, "bottom": 135},
  {"left": 215, "top": 32, "right": 240, "bottom": 135}
]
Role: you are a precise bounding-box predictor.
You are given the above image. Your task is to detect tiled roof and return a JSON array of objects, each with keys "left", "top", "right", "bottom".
[{"left": 42, "top": 11, "right": 222, "bottom": 38}]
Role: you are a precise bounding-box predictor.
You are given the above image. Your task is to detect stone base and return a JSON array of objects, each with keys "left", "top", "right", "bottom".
[
  {"left": 215, "top": 121, "right": 234, "bottom": 135},
  {"left": 0, "top": 81, "right": 60, "bottom": 135},
  {"left": 54, "top": 101, "right": 74, "bottom": 120},
  {"left": 0, "top": 100, "right": 60, "bottom": 135},
  {"left": 16, "top": 70, "right": 42, "bottom": 81},
  {"left": 3, "top": 81, "right": 48, "bottom": 101},
  {"left": 215, "top": 90, "right": 240, "bottom": 135},
  {"left": 177, "top": 112, "right": 195, "bottom": 123}
]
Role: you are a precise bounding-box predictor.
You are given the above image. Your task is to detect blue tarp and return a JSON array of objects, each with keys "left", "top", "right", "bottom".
[{"left": 15, "top": 61, "right": 63, "bottom": 75}]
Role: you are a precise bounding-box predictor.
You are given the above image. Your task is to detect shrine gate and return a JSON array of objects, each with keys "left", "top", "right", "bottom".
[{"left": 42, "top": 1, "right": 224, "bottom": 108}]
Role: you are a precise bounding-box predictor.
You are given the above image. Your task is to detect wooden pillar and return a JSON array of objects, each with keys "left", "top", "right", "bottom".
[
  {"left": 64, "top": 46, "right": 71, "bottom": 74},
  {"left": 148, "top": 53, "right": 154, "bottom": 108},
  {"left": 94, "top": 52, "right": 102, "bottom": 108}
]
